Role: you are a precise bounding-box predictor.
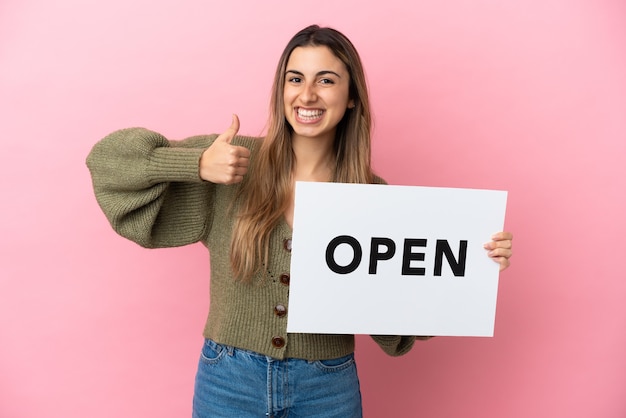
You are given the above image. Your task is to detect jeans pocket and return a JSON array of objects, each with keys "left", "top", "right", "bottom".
[
  {"left": 313, "top": 353, "right": 355, "bottom": 372},
  {"left": 199, "top": 339, "right": 227, "bottom": 365}
]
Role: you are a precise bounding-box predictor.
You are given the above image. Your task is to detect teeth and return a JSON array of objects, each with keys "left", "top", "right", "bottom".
[{"left": 297, "top": 108, "right": 323, "bottom": 118}]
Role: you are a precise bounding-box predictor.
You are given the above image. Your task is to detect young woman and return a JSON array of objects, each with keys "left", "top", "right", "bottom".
[{"left": 87, "top": 24, "right": 513, "bottom": 418}]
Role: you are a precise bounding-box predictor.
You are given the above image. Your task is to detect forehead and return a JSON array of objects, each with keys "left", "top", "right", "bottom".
[{"left": 286, "top": 45, "right": 348, "bottom": 74}]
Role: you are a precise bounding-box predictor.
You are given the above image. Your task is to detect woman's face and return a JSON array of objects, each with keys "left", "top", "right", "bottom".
[{"left": 283, "top": 45, "right": 354, "bottom": 144}]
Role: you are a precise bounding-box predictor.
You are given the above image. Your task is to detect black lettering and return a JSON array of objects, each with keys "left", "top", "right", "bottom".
[
  {"left": 434, "top": 240, "right": 467, "bottom": 276},
  {"left": 368, "top": 237, "right": 396, "bottom": 274},
  {"left": 402, "top": 238, "right": 427, "bottom": 275},
  {"left": 326, "top": 235, "right": 362, "bottom": 274}
]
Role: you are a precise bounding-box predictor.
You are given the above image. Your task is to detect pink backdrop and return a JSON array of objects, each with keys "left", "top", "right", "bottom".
[{"left": 1, "top": 0, "right": 625, "bottom": 417}]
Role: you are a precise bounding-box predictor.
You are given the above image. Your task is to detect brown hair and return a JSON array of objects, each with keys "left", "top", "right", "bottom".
[{"left": 230, "top": 25, "right": 373, "bottom": 281}]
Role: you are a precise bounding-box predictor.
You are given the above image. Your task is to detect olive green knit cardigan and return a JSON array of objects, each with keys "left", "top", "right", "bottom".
[{"left": 86, "top": 127, "right": 420, "bottom": 360}]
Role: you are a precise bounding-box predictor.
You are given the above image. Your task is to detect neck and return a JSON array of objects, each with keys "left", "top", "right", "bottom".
[{"left": 291, "top": 134, "right": 335, "bottom": 182}]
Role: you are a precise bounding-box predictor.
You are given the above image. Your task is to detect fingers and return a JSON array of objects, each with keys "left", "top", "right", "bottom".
[
  {"left": 214, "top": 146, "right": 250, "bottom": 185},
  {"left": 484, "top": 231, "right": 513, "bottom": 272},
  {"left": 491, "top": 231, "right": 513, "bottom": 242},
  {"left": 199, "top": 114, "right": 250, "bottom": 184},
  {"left": 221, "top": 149, "right": 250, "bottom": 182},
  {"left": 483, "top": 239, "right": 512, "bottom": 251},
  {"left": 483, "top": 231, "right": 513, "bottom": 250},
  {"left": 487, "top": 248, "right": 512, "bottom": 271},
  {"left": 487, "top": 247, "right": 513, "bottom": 259}
]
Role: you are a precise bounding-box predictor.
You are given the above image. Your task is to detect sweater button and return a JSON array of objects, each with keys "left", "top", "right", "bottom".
[
  {"left": 283, "top": 238, "right": 292, "bottom": 252},
  {"left": 279, "top": 273, "right": 290, "bottom": 286},
  {"left": 274, "top": 304, "right": 287, "bottom": 317},
  {"left": 272, "top": 336, "right": 285, "bottom": 348}
]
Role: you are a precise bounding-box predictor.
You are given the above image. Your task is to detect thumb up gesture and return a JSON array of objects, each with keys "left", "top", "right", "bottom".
[{"left": 200, "top": 114, "right": 251, "bottom": 184}]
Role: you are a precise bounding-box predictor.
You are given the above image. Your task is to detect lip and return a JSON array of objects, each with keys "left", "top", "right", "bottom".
[{"left": 294, "top": 106, "right": 325, "bottom": 124}]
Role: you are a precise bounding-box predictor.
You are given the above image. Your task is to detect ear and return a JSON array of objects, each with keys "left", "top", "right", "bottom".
[{"left": 347, "top": 99, "right": 355, "bottom": 109}]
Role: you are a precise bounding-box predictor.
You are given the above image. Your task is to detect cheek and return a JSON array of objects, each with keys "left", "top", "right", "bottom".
[
  {"left": 330, "top": 86, "right": 351, "bottom": 107},
  {"left": 283, "top": 85, "right": 297, "bottom": 103},
  {"left": 282, "top": 92, "right": 291, "bottom": 113}
]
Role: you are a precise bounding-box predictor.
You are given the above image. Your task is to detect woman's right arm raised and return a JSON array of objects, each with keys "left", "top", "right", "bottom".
[{"left": 86, "top": 121, "right": 230, "bottom": 248}]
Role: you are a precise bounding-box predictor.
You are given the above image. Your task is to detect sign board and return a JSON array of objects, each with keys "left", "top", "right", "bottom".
[{"left": 287, "top": 182, "right": 507, "bottom": 337}]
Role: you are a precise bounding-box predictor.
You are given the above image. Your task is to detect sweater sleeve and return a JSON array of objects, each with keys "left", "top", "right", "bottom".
[
  {"left": 370, "top": 335, "right": 433, "bottom": 357},
  {"left": 85, "top": 127, "right": 217, "bottom": 248}
]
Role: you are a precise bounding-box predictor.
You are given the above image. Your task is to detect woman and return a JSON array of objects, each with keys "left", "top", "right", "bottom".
[{"left": 87, "top": 24, "right": 513, "bottom": 418}]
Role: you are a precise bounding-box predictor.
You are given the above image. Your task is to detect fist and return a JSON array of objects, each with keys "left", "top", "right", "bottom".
[{"left": 199, "top": 114, "right": 251, "bottom": 184}]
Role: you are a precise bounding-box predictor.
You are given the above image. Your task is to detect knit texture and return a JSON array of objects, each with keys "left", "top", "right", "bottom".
[{"left": 86, "top": 128, "right": 418, "bottom": 360}]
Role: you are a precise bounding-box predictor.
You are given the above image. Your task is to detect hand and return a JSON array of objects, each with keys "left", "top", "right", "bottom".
[
  {"left": 199, "top": 114, "right": 250, "bottom": 184},
  {"left": 483, "top": 231, "right": 513, "bottom": 271}
]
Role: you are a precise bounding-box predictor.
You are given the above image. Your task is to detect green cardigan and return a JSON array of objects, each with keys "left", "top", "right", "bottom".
[{"left": 86, "top": 128, "right": 419, "bottom": 360}]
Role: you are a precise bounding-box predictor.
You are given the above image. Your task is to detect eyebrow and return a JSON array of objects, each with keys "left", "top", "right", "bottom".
[{"left": 285, "top": 69, "right": 342, "bottom": 78}]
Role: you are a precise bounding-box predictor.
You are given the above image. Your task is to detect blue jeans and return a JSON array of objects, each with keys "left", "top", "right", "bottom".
[{"left": 192, "top": 339, "right": 363, "bottom": 418}]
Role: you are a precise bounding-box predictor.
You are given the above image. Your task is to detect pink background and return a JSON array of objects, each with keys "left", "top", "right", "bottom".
[{"left": 1, "top": 0, "right": 625, "bottom": 417}]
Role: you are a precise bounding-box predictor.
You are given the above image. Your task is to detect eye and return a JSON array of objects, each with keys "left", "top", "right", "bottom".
[
  {"left": 319, "top": 78, "right": 335, "bottom": 85},
  {"left": 288, "top": 76, "right": 302, "bottom": 83}
]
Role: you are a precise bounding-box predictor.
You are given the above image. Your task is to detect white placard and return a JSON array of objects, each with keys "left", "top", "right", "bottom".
[{"left": 287, "top": 182, "right": 507, "bottom": 337}]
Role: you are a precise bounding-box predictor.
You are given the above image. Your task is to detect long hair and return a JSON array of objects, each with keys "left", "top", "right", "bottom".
[{"left": 230, "top": 25, "right": 373, "bottom": 281}]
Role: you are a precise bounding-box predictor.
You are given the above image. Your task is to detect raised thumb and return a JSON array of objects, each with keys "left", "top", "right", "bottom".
[{"left": 217, "top": 114, "right": 240, "bottom": 143}]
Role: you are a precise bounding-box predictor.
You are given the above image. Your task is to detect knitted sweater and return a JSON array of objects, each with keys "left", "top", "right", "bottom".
[{"left": 86, "top": 128, "right": 418, "bottom": 360}]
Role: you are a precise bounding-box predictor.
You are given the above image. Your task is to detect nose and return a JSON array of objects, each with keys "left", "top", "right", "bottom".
[{"left": 300, "top": 82, "right": 317, "bottom": 103}]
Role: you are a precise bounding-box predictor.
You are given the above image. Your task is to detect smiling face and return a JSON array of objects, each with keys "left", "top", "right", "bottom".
[{"left": 283, "top": 46, "right": 355, "bottom": 144}]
